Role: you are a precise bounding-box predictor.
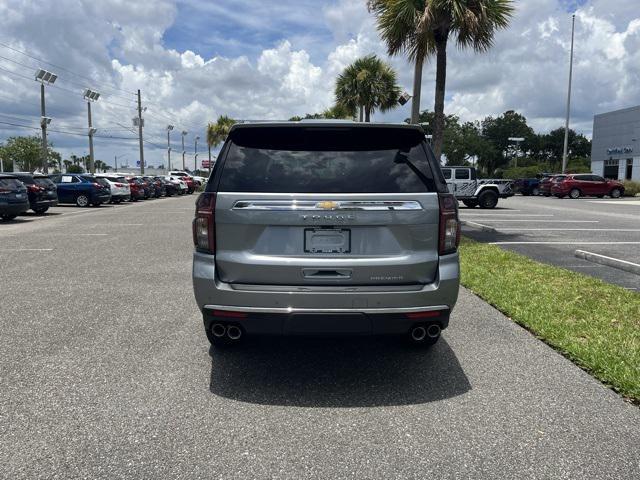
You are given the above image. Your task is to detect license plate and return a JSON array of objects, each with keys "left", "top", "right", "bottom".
[
  {"left": 15, "top": 194, "right": 23, "bottom": 198},
  {"left": 304, "top": 228, "right": 351, "bottom": 253}
]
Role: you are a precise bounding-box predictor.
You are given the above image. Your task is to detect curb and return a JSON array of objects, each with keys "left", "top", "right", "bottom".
[
  {"left": 460, "top": 220, "right": 497, "bottom": 233},
  {"left": 574, "top": 250, "right": 640, "bottom": 276}
]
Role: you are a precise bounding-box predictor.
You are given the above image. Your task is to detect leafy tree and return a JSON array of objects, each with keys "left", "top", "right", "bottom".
[
  {"left": 0, "top": 136, "right": 42, "bottom": 171},
  {"left": 335, "top": 54, "right": 401, "bottom": 122},
  {"left": 479, "top": 110, "right": 535, "bottom": 174},
  {"left": 368, "top": 0, "right": 514, "bottom": 160},
  {"left": 67, "top": 164, "right": 84, "bottom": 173},
  {"left": 289, "top": 104, "right": 356, "bottom": 121}
]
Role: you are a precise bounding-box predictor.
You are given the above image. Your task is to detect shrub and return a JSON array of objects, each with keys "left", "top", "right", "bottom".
[{"left": 623, "top": 180, "right": 640, "bottom": 197}]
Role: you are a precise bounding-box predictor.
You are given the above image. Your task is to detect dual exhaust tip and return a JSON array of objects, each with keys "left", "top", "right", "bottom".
[
  {"left": 410, "top": 324, "right": 441, "bottom": 342},
  {"left": 212, "top": 323, "right": 242, "bottom": 341}
]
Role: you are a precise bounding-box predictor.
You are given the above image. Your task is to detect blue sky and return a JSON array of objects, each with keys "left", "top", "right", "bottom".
[{"left": 0, "top": 0, "right": 639, "bottom": 168}]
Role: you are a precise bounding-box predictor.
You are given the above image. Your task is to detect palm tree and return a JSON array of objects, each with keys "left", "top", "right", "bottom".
[
  {"left": 206, "top": 115, "right": 235, "bottom": 170},
  {"left": 368, "top": 0, "right": 513, "bottom": 159},
  {"left": 62, "top": 159, "right": 72, "bottom": 172},
  {"left": 335, "top": 55, "right": 401, "bottom": 122}
]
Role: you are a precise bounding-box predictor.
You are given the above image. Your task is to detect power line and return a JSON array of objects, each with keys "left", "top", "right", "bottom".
[{"left": 0, "top": 40, "right": 136, "bottom": 98}]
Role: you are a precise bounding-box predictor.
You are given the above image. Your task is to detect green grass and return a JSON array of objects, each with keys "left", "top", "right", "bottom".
[{"left": 459, "top": 237, "right": 640, "bottom": 402}]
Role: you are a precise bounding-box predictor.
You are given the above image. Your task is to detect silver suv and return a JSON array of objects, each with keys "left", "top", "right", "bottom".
[{"left": 192, "top": 122, "right": 460, "bottom": 347}]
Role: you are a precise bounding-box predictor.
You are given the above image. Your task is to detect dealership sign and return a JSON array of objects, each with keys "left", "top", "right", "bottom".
[{"left": 607, "top": 146, "right": 633, "bottom": 155}]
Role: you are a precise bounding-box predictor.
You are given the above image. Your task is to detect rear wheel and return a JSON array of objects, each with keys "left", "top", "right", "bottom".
[
  {"left": 462, "top": 199, "right": 478, "bottom": 208},
  {"left": 33, "top": 207, "right": 49, "bottom": 215},
  {"left": 532, "top": 187, "right": 540, "bottom": 196},
  {"left": 478, "top": 189, "right": 499, "bottom": 209},
  {"left": 610, "top": 188, "right": 622, "bottom": 199},
  {"left": 1, "top": 214, "right": 17, "bottom": 221},
  {"left": 569, "top": 188, "right": 581, "bottom": 199},
  {"left": 76, "top": 194, "right": 89, "bottom": 207}
]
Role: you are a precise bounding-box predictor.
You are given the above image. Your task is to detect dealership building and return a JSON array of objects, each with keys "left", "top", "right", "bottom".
[{"left": 591, "top": 105, "right": 640, "bottom": 181}]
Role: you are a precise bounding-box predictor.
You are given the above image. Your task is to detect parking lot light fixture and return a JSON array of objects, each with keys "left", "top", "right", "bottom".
[
  {"left": 508, "top": 137, "right": 525, "bottom": 168},
  {"left": 35, "top": 68, "right": 57, "bottom": 173},
  {"left": 83, "top": 89, "right": 100, "bottom": 173}
]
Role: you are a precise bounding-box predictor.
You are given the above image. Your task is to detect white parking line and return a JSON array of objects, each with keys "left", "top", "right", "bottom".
[
  {"left": 86, "top": 223, "right": 144, "bottom": 226},
  {"left": 461, "top": 214, "right": 553, "bottom": 217},
  {"left": 476, "top": 220, "right": 599, "bottom": 223},
  {"left": 588, "top": 200, "right": 640, "bottom": 206},
  {"left": 491, "top": 241, "right": 640, "bottom": 245},
  {"left": 496, "top": 228, "right": 640, "bottom": 232}
]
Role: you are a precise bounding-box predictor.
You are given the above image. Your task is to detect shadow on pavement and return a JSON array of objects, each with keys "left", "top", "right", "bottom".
[{"left": 209, "top": 335, "right": 470, "bottom": 407}]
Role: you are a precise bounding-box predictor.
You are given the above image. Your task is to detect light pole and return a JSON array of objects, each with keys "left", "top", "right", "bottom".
[
  {"left": 114, "top": 153, "right": 127, "bottom": 172},
  {"left": 35, "top": 69, "right": 57, "bottom": 173},
  {"left": 194, "top": 136, "right": 200, "bottom": 171},
  {"left": 167, "top": 125, "right": 174, "bottom": 171},
  {"left": 562, "top": 14, "right": 576, "bottom": 174},
  {"left": 181, "top": 130, "right": 188, "bottom": 171},
  {"left": 83, "top": 89, "right": 100, "bottom": 173},
  {"left": 508, "top": 137, "right": 525, "bottom": 168},
  {"left": 132, "top": 92, "right": 145, "bottom": 174}
]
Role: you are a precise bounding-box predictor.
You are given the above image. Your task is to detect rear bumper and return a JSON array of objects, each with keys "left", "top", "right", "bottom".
[
  {"left": 0, "top": 201, "right": 30, "bottom": 215},
  {"left": 30, "top": 199, "right": 58, "bottom": 209},
  {"left": 193, "top": 251, "right": 460, "bottom": 336}
]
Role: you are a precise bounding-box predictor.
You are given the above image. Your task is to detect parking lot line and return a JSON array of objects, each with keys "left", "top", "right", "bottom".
[
  {"left": 496, "top": 228, "right": 640, "bottom": 231},
  {"left": 491, "top": 241, "right": 640, "bottom": 245},
  {"left": 588, "top": 200, "right": 640, "bottom": 206},
  {"left": 474, "top": 220, "right": 599, "bottom": 223},
  {"left": 461, "top": 214, "right": 553, "bottom": 217}
]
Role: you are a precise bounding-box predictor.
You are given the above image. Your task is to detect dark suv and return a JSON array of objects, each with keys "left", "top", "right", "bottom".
[
  {"left": 0, "top": 174, "right": 29, "bottom": 220},
  {"left": 11, "top": 173, "right": 58, "bottom": 214},
  {"left": 50, "top": 174, "right": 111, "bottom": 207},
  {"left": 192, "top": 122, "right": 461, "bottom": 348}
]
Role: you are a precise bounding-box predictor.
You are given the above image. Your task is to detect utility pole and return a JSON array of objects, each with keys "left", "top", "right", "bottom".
[
  {"left": 562, "top": 14, "right": 576, "bottom": 174},
  {"left": 40, "top": 83, "right": 47, "bottom": 173},
  {"left": 181, "top": 130, "right": 188, "bottom": 171},
  {"left": 167, "top": 125, "right": 174, "bottom": 171},
  {"left": 194, "top": 136, "right": 200, "bottom": 170},
  {"left": 137, "top": 89, "right": 145, "bottom": 175}
]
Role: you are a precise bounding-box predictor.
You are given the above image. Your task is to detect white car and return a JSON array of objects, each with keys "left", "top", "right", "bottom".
[
  {"left": 95, "top": 174, "right": 131, "bottom": 203},
  {"left": 168, "top": 170, "right": 207, "bottom": 187},
  {"left": 166, "top": 175, "right": 188, "bottom": 194}
]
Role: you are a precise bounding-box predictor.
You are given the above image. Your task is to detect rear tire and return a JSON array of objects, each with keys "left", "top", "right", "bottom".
[
  {"left": 1, "top": 214, "right": 18, "bottom": 221},
  {"left": 569, "top": 188, "right": 581, "bottom": 199},
  {"left": 33, "top": 207, "right": 49, "bottom": 215},
  {"left": 478, "top": 190, "right": 499, "bottom": 209},
  {"left": 532, "top": 187, "right": 540, "bottom": 196},
  {"left": 462, "top": 200, "right": 478, "bottom": 208},
  {"left": 76, "top": 194, "right": 90, "bottom": 207},
  {"left": 610, "top": 188, "right": 622, "bottom": 199}
]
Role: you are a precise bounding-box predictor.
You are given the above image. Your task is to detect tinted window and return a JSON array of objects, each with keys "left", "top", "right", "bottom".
[
  {"left": 0, "top": 178, "right": 23, "bottom": 190},
  {"left": 455, "top": 169, "right": 470, "bottom": 180},
  {"left": 592, "top": 175, "right": 605, "bottom": 182},
  {"left": 573, "top": 175, "right": 589, "bottom": 181},
  {"left": 442, "top": 168, "right": 452, "bottom": 179},
  {"left": 219, "top": 128, "right": 436, "bottom": 193},
  {"left": 34, "top": 177, "right": 54, "bottom": 187},
  {"left": 94, "top": 178, "right": 110, "bottom": 187}
]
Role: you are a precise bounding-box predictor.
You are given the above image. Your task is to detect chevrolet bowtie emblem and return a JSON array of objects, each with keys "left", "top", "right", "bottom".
[{"left": 316, "top": 201, "right": 339, "bottom": 210}]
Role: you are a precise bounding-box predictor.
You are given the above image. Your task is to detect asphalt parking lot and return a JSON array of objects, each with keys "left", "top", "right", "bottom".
[
  {"left": 461, "top": 195, "right": 640, "bottom": 290},
  {"left": 1, "top": 195, "right": 639, "bottom": 479}
]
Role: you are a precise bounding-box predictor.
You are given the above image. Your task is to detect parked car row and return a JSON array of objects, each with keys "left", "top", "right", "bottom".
[
  {"left": 513, "top": 174, "right": 625, "bottom": 199},
  {"left": 0, "top": 170, "right": 202, "bottom": 220}
]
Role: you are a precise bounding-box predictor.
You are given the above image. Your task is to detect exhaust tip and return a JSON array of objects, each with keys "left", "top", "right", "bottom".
[
  {"left": 410, "top": 326, "right": 427, "bottom": 342},
  {"left": 211, "top": 323, "right": 226, "bottom": 338},
  {"left": 227, "top": 325, "right": 242, "bottom": 341},
  {"left": 426, "top": 324, "right": 441, "bottom": 338}
]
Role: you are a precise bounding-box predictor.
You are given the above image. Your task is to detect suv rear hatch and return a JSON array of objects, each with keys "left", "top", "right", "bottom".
[{"left": 212, "top": 125, "right": 445, "bottom": 286}]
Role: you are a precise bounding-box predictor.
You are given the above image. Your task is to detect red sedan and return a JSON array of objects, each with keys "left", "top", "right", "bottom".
[{"left": 551, "top": 174, "right": 625, "bottom": 199}]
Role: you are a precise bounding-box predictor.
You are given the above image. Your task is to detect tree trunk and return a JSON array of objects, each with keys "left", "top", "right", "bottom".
[
  {"left": 410, "top": 56, "right": 424, "bottom": 124},
  {"left": 359, "top": 105, "right": 364, "bottom": 122},
  {"left": 365, "top": 106, "right": 371, "bottom": 122},
  {"left": 433, "top": 36, "right": 448, "bottom": 161}
]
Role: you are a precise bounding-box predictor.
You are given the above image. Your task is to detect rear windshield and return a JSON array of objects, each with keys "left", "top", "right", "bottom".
[
  {"left": 94, "top": 178, "right": 111, "bottom": 187},
  {"left": 34, "top": 177, "right": 54, "bottom": 187},
  {"left": 219, "top": 127, "right": 437, "bottom": 193},
  {"left": 0, "top": 178, "right": 24, "bottom": 190}
]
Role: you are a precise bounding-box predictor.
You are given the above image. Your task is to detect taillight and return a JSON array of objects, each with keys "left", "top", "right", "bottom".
[
  {"left": 193, "top": 192, "right": 216, "bottom": 253},
  {"left": 438, "top": 193, "right": 460, "bottom": 255},
  {"left": 92, "top": 182, "right": 102, "bottom": 189},
  {"left": 27, "top": 184, "right": 43, "bottom": 193}
]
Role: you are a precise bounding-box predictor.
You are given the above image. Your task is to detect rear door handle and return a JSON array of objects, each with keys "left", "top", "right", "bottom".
[{"left": 303, "top": 269, "right": 352, "bottom": 279}]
